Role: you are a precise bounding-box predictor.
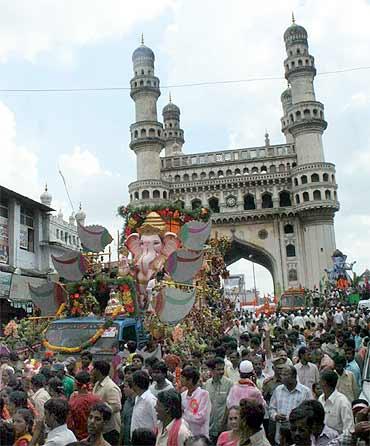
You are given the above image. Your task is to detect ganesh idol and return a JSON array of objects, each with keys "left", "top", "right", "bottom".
[{"left": 125, "top": 212, "right": 180, "bottom": 309}]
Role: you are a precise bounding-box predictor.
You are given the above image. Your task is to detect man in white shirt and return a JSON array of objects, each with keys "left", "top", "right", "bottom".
[
  {"left": 31, "top": 373, "right": 50, "bottom": 417},
  {"left": 295, "top": 346, "right": 320, "bottom": 390},
  {"left": 292, "top": 311, "right": 306, "bottom": 329},
  {"left": 181, "top": 366, "right": 211, "bottom": 438},
  {"left": 318, "top": 370, "right": 354, "bottom": 434},
  {"left": 30, "top": 398, "right": 77, "bottom": 446},
  {"left": 299, "top": 400, "right": 339, "bottom": 446},
  {"left": 333, "top": 309, "right": 344, "bottom": 327},
  {"left": 155, "top": 389, "right": 191, "bottom": 446},
  {"left": 130, "top": 369, "right": 157, "bottom": 437},
  {"left": 149, "top": 360, "right": 173, "bottom": 397},
  {"left": 92, "top": 360, "right": 122, "bottom": 446}
]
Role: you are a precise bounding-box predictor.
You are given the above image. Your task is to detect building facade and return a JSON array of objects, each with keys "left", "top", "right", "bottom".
[
  {"left": 0, "top": 185, "right": 84, "bottom": 325},
  {"left": 127, "top": 22, "right": 339, "bottom": 295}
]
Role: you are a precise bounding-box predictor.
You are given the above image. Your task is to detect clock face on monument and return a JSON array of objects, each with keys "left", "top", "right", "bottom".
[{"left": 226, "top": 196, "right": 237, "bottom": 207}]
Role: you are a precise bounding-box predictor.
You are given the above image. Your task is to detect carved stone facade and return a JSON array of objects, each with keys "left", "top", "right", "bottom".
[{"left": 128, "top": 23, "right": 339, "bottom": 294}]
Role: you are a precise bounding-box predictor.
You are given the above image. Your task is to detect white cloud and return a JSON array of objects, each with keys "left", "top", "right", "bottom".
[
  {"left": 59, "top": 146, "right": 110, "bottom": 179},
  {"left": 0, "top": 0, "right": 174, "bottom": 63},
  {"left": 0, "top": 101, "right": 40, "bottom": 199}
]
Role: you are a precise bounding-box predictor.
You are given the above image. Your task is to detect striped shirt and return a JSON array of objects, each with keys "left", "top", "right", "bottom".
[{"left": 269, "top": 382, "right": 312, "bottom": 444}]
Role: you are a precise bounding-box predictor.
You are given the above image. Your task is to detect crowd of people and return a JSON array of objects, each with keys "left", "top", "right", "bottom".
[{"left": 0, "top": 305, "right": 369, "bottom": 446}]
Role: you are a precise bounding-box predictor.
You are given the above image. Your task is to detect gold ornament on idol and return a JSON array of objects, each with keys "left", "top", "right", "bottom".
[{"left": 138, "top": 211, "right": 166, "bottom": 236}]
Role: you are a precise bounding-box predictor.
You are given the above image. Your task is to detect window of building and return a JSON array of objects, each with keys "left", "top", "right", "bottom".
[
  {"left": 244, "top": 194, "right": 256, "bottom": 210},
  {"left": 142, "top": 190, "right": 150, "bottom": 199},
  {"left": 284, "top": 224, "right": 294, "bottom": 234},
  {"left": 208, "top": 197, "right": 220, "bottom": 213},
  {"left": 191, "top": 157, "right": 198, "bottom": 165},
  {"left": 301, "top": 175, "right": 308, "bottom": 184},
  {"left": 295, "top": 194, "right": 300, "bottom": 204},
  {"left": 313, "top": 190, "right": 321, "bottom": 200},
  {"left": 286, "top": 244, "right": 296, "bottom": 257},
  {"left": 303, "top": 192, "right": 309, "bottom": 202},
  {"left": 224, "top": 153, "right": 231, "bottom": 161},
  {"left": 279, "top": 191, "right": 292, "bottom": 207},
  {"left": 216, "top": 154, "right": 223, "bottom": 162},
  {"left": 262, "top": 193, "right": 273, "bottom": 209},
  {"left": 311, "top": 173, "right": 320, "bottom": 182},
  {"left": 20, "top": 207, "right": 34, "bottom": 251},
  {"left": 323, "top": 173, "right": 329, "bottom": 182},
  {"left": 56, "top": 229, "right": 59, "bottom": 239},
  {"left": 0, "top": 200, "right": 8, "bottom": 218},
  {"left": 250, "top": 150, "right": 256, "bottom": 159},
  {"left": 153, "top": 190, "right": 160, "bottom": 198},
  {"left": 191, "top": 199, "right": 202, "bottom": 210}
]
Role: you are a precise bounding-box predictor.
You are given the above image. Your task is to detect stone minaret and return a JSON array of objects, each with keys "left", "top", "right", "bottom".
[
  {"left": 129, "top": 36, "right": 169, "bottom": 204},
  {"left": 281, "top": 17, "right": 339, "bottom": 289},
  {"left": 281, "top": 16, "right": 326, "bottom": 164},
  {"left": 162, "top": 93, "right": 185, "bottom": 157}
]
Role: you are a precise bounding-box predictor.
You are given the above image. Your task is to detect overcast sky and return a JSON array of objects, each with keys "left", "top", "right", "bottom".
[{"left": 1, "top": 0, "right": 370, "bottom": 295}]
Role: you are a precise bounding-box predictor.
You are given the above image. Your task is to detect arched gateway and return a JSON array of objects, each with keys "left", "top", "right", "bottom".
[
  {"left": 127, "top": 23, "right": 339, "bottom": 295},
  {"left": 224, "top": 236, "right": 278, "bottom": 292}
]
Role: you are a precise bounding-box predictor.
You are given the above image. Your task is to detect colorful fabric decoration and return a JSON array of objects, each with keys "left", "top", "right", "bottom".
[
  {"left": 179, "top": 220, "right": 212, "bottom": 250},
  {"left": 77, "top": 222, "right": 113, "bottom": 253},
  {"left": 157, "top": 287, "right": 196, "bottom": 324},
  {"left": 166, "top": 249, "right": 204, "bottom": 283},
  {"left": 51, "top": 252, "right": 88, "bottom": 281},
  {"left": 28, "top": 283, "right": 66, "bottom": 316}
]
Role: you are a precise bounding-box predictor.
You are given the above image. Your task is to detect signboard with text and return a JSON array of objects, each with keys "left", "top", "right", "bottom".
[{"left": 0, "top": 271, "right": 12, "bottom": 298}]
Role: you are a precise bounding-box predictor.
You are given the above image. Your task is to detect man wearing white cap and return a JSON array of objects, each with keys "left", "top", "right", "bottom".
[{"left": 226, "top": 360, "right": 266, "bottom": 409}]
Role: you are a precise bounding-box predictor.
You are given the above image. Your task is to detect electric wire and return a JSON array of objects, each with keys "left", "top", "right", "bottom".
[{"left": 0, "top": 65, "right": 369, "bottom": 93}]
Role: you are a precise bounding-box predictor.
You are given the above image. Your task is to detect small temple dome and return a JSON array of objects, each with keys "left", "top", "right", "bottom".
[
  {"left": 132, "top": 43, "right": 155, "bottom": 64},
  {"left": 40, "top": 184, "right": 52, "bottom": 206},
  {"left": 284, "top": 23, "right": 308, "bottom": 46},
  {"left": 163, "top": 102, "right": 180, "bottom": 114},
  {"left": 75, "top": 204, "right": 86, "bottom": 222},
  {"left": 57, "top": 209, "right": 63, "bottom": 220}
]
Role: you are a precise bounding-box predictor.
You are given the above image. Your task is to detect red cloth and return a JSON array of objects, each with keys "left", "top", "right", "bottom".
[
  {"left": 168, "top": 418, "right": 182, "bottom": 446},
  {"left": 217, "top": 431, "right": 239, "bottom": 446},
  {"left": 67, "top": 392, "right": 102, "bottom": 440}
]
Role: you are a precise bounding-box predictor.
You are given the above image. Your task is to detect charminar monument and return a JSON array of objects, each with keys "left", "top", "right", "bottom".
[{"left": 127, "top": 20, "right": 339, "bottom": 296}]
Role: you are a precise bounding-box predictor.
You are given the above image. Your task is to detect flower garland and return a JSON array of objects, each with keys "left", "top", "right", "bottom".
[
  {"left": 118, "top": 203, "right": 211, "bottom": 241},
  {"left": 42, "top": 319, "right": 113, "bottom": 354}
]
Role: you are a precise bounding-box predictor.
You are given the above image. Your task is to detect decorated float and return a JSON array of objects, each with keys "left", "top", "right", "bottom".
[{"left": 1, "top": 200, "right": 237, "bottom": 357}]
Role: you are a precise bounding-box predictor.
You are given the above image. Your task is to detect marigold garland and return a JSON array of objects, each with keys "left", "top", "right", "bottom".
[
  {"left": 42, "top": 319, "right": 113, "bottom": 353},
  {"left": 118, "top": 203, "right": 211, "bottom": 243}
]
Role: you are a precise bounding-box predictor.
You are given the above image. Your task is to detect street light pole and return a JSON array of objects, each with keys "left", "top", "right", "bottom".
[{"left": 249, "top": 254, "right": 257, "bottom": 302}]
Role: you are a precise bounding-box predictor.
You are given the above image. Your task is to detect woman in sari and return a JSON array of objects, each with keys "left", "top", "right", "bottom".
[
  {"left": 216, "top": 406, "right": 240, "bottom": 446},
  {"left": 13, "top": 409, "right": 34, "bottom": 446}
]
